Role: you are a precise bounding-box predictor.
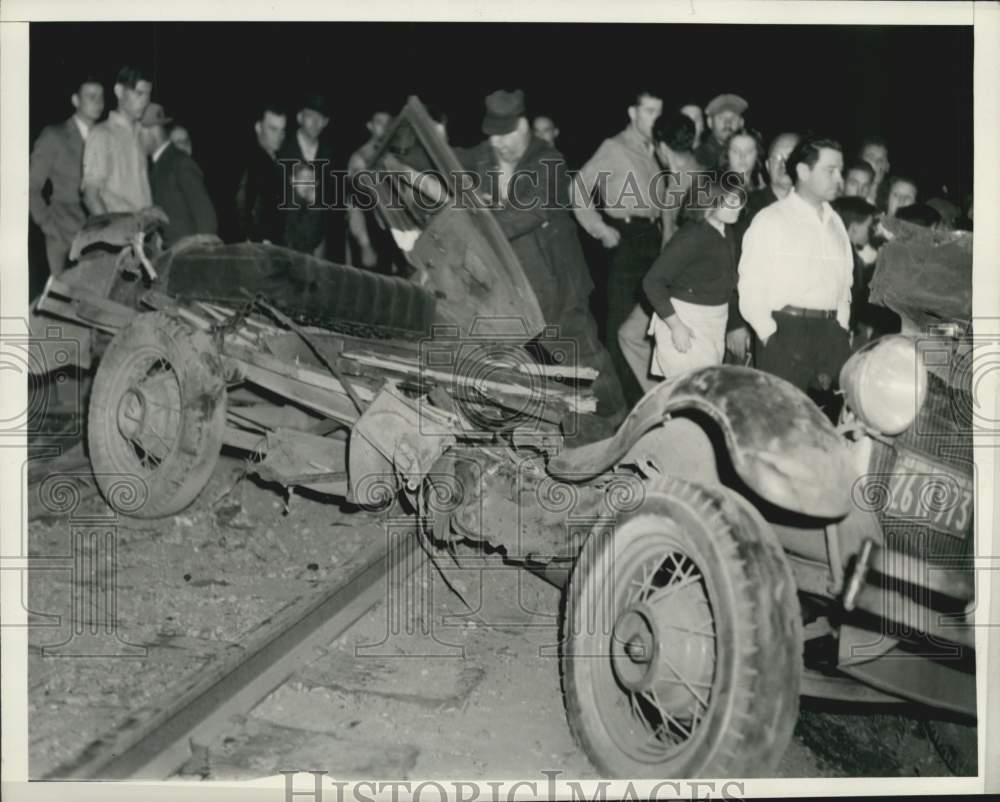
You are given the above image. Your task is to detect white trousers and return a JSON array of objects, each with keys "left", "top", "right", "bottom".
[{"left": 648, "top": 298, "right": 728, "bottom": 379}]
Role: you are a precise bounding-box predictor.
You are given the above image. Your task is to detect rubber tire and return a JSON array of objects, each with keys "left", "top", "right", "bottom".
[
  {"left": 88, "top": 311, "right": 226, "bottom": 518},
  {"left": 561, "top": 476, "right": 803, "bottom": 778}
]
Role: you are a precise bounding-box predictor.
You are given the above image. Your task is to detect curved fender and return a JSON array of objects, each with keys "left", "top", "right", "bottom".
[{"left": 549, "top": 366, "right": 853, "bottom": 518}]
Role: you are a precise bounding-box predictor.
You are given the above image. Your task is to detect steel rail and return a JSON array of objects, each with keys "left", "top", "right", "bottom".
[{"left": 43, "top": 530, "right": 424, "bottom": 780}]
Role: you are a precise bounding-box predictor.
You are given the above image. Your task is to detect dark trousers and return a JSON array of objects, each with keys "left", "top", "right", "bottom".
[
  {"left": 755, "top": 313, "right": 852, "bottom": 395},
  {"left": 604, "top": 219, "right": 662, "bottom": 407}
]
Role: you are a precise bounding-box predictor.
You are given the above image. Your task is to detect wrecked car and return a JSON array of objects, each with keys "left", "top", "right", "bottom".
[{"left": 29, "top": 98, "right": 976, "bottom": 778}]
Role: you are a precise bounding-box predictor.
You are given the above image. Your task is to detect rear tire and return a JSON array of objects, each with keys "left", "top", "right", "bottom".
[
  {"left": 88, "top": 311, "right": 226, "bottom": 518},
  {"left": 561, "top": 477, "right": 802, "bottom": 778}
]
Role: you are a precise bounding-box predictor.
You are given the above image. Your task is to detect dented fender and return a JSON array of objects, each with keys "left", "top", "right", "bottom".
[{"left": 548, "top": 366, "right": 853, "bottom": 518}]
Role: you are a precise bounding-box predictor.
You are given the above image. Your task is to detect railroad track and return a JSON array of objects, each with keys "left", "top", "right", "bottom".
[
  {"left": 43, "top": 533, "right": 422, "bottom": 780},
  {"left": 26, "top": 449, "right": 426, "bottom": 780}
]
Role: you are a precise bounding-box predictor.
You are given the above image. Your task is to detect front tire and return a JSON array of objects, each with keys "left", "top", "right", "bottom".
[
  {"left": 561, "top": 477, "right": 802, "bottom": 778},
  {"left": 87, "top": 311, "right": 226, "bottom": 518}
]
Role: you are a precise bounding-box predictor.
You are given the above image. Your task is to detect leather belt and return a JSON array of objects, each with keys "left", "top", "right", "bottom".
[
  {"left": 606, "top": 214, "right": 660, "bottom": 226},
  {"left": 779, "top": 305, "right": 836, "bottom": 320}
]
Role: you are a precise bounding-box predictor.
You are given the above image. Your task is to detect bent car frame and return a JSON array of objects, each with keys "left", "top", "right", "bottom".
[{"left": 29, "top": 97, "right": 977, "bottom": 778}]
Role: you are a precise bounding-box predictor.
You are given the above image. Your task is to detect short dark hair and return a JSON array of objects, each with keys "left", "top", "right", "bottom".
[
  {"left": 629, "top": 87, "right": 663, "bottom": 108},
  {"left": 832, "top": 196, "right": 877, "bottom": 229},
  {"left": 767, "top": 132, "right": 799, "bottom": 160},
  {"left": 680, "top": 178, "right": 741, "bottom": 225},
  {"left": 877, "top": 174, "right": 919, "bottom": 210},
  {"left": 299, "top": 91, "right": 330, "bottom": 117},
  {"left": 115, "top": 65, "right": 152, "bottom": 89},
  {"left": 844, "top": 160, "right": 875, "bottom": 180},
  {"left": 257, "top": 102, "right": 286, "bottom": 123},
  {"left": 895, "top": 202, "right": 940, "bottom": 228},
  {"left": 858, "top": 135, "right": 889, "bottom": 156},
  {"left": 786, "top": 134, "right": 842, "bottom": 186},
  {"left": 653, "top": 113, "right": 696, "bottom": 153},
  {"left": 74, "top": 74, "right": 103, "bottom": 95},
  {"left": 886, "top": 174, "right": 918, "bottom": 193}
]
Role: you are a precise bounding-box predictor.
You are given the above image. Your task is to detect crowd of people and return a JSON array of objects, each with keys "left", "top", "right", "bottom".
[{"left": 29, "top": 67, "right": 974, "bottom": 435}]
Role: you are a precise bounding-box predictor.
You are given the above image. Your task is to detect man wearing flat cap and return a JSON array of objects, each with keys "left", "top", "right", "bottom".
[
  {"left": 278, "top": 91, "right": 334, "bottom": 257},
  {"left": 694, "top": 93, "right": 748, "bottom": 169},
  {"left": 458, "top": 89, "right": 627, "bottom": 432},
  {"left": 138, "top": 102, "right": 217, "bottom": 247}
]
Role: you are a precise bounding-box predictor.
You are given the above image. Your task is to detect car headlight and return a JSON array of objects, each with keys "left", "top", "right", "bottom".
[{"left": 840, "top": 334, "right": 928, "bottom": 435}]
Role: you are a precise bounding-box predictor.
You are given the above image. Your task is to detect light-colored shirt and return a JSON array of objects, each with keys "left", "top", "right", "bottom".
[
  {"left": 572, "top": 125, "right": 663, "bottom": 237},
  {"left": 738, "top": 189, "right": 853, "bottom": 342},
  {"left": 81, "top": 109, "right": 152, "bottom": 212},
  {"left": 73, "top": 115, "right": 90, "bottom": 143},
  {"left": 298, "top": 131, "right": 319, "bottom": 163}
]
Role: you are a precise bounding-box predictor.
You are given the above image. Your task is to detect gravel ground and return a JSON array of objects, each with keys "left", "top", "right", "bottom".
[
  {"left": 28, "top": 454, "right": 388, "bottom": 778},
  {"left": 26, "top": 448, "right": 972, "bottom": 781}
]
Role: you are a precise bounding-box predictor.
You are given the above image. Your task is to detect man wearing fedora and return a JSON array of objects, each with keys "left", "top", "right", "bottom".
[
  {"left": 694, "top": 93, "right": 749, "bottom": 169},
  {"left": 29, "top": 74, "right": 105, "bottom": 276},
  {"left": 138, "top": 102, "right": 217, "bottom": 247},
  {"left": 570, "top": 87, "right": 665, "bottom": 407},
  {"left": 458, "top": 89, "right": 627, "bottom": 436},
  {"left": 278, "top": 91, "right": 334, "bottom": 258}
]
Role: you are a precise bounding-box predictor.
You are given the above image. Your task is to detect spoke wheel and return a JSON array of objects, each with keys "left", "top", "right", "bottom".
[
  {"left": 561, "top": 477, "right": 802, "bottom": 778},
  {"left": 88, "top": 312, "right": 226, "bottom": 518}
]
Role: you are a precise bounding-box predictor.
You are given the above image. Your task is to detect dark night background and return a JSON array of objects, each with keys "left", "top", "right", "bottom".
[{"left": 27, "top": 22, "right": 973, "bottom": 293}]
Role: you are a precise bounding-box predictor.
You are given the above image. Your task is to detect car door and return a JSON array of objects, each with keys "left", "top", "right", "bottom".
[{"left": 365, "top": 97, "right": 546, "bottom": 343}]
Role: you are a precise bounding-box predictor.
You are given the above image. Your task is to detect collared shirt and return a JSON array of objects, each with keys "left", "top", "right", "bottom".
[
  {"left": 298, "top": 131, "right": 319, "bottom": 163},
  {"left": 738, "top": 189, "right": 853, "bottom": 341},
  {"left": 81, "top": 109, "right": 152, "bottom": 212},
  {"left": 73, "top": 115, "right": 90, "bottom": 143},
  {"left": 572, "top": 125, "right": 662, "bottom": 237}
]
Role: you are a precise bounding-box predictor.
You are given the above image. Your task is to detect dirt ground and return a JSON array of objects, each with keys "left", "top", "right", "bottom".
[{"left": 24, "top": 422, "right": 972, "bottom": 781}]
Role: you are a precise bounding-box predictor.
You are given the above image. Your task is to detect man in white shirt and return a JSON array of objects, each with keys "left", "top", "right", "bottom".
[
  {"left": 738, "top": 135, "right": 853, "bottom": 394},
  {"left": 81, "top": 65, "right": 153, "bottom": 216}
]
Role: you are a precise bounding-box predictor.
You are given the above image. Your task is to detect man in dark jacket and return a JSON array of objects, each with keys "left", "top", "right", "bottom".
[
  {"left": 235, "top": 102, "right": 287, "bottom": 244},
  {"left": 278, "top": 92, "right": 336, "bottom": 258},
  {"left": 29, "top": 75, "right": 105, "bottom": 275},
  {"left": 458, "top": 90, "right": 627, "bottom": 433},
  {"left": 139, "top": 103, "right": 217, "bottom": 246}
]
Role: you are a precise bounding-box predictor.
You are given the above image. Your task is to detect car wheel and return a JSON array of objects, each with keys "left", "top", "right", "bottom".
[
  {"left": 561, "top": 476, "right": 802, "bottom": 778},
  {"left": 88, "top": 311, "right": 227, "bottom": 518}
]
